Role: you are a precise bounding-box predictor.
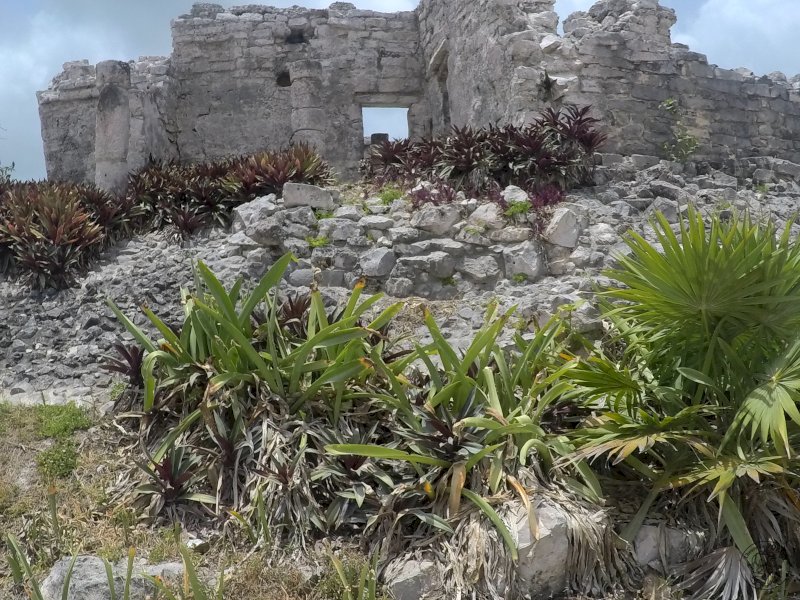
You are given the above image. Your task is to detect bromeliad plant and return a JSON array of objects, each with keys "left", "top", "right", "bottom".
[
  {"left": 326, "top": 303, "right": 601, "bottom": 561},
  {"left": 128, "top": 144, "right": 333, "bottom": 234},
  {"left": 567, "top": 208, "right": 800, "bottom": 598},
  {"left": 366, "top": 105, "right": 606, "bottom": 200},
  {"left": 0, "top": 183, "right": 106, "bottom": 289},
  {"left": 106, "top": 252, "right": 609, "bottom": 586},
  {"left": 107, "top": 253, "right": 409, "bottom": 535}
]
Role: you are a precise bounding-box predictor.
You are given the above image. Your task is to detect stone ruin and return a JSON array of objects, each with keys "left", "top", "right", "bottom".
[{"left": 38, "top": 0, "right": 800, "bottom": 192}]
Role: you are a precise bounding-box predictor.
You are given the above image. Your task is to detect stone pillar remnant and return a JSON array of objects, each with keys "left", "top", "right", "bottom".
[
  {"left": 94, "top": 60, "right": 131, "bottom": 194},
  {"left": 289, "top": 60, "right": 326, "bottom": 154}
]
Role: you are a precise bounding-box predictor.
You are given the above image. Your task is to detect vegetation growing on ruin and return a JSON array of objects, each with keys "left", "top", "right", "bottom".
[
  {"left": 0, "top": 144, "right": 333, "bottom": 290},
  {"left": 660, "top": 98, "right": 700, "bottom": 162},
  {"left": 5, "top": 209, "right": 770, "bottom": 598},
  {"left": 0, "top": 108, "right": 605, "bottom": 292},
  {"left": 4, "top": 208, "right": 800, "bottom": 598},
  {"left": 365, "top": 105, "right": 607, "bottom": 207}
]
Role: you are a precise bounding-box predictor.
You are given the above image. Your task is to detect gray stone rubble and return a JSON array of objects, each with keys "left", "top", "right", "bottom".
[{"left": 2, "top": 154, "right": 799, "bottom": 408}]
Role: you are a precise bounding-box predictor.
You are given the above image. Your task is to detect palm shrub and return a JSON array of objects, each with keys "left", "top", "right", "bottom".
[{"left": 568, "top": 208, "right": 800, "bottom": 598}]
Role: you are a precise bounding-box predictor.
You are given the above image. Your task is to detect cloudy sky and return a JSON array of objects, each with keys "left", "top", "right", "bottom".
[{"left": 1, "top": 0, "right": 799, "bottom": 180}]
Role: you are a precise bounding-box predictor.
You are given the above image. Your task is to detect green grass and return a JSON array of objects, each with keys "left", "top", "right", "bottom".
[
  {"left": 36, "top": 439, "right": 79, "bottom": 478},
  {"left": 36, "top": 403, "right": 92, "bottom": 439},
  {"left": 0, "top": 402, "right": 36, "bottom": 438},
  {"left": 315, "top": 209, "right": 334, "bottom": 220},
  {"left": 306, "top": 235, "right": 331, "bottom": 248},
  {"left": 378, "top": 186, "right": 403, "bottom": 205},
  {"left": 512, "top": 273, "right": 529, "bottom": 284},
  {"left": 109, "top": 381, "right": 126, "bottom": 403}
]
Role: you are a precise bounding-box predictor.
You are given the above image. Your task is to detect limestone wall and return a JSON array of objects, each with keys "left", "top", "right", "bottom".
[
  {"left": 38, "top": 0, "right": 800, "bottom": 186},
  {"left": 38, "top": 58, "right": 179, "bottom": 187},
  {"left": 416, "top": 0, "right": 561, "bottom": 134},
  {"left": 555, "top": 1, "right": 800, "bottom": 162},
  {"left": 38, "top": 61, "right": 99, "bottom": 183},
  {"left": 170, "top": 3, "right": 424, "bottom": 177}
]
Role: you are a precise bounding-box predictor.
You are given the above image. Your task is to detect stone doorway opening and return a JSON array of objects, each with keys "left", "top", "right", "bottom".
[{"left": 361, "top": 106, "right": 410, "bottom": 147}]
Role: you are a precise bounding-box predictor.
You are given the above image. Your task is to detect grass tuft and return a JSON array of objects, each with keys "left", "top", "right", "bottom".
[
  {"left": 36, "top": 439, "right": 79, "bottom": 479},
  {"left": 36, "top": 403, "right": 92, "bottom": 439}
]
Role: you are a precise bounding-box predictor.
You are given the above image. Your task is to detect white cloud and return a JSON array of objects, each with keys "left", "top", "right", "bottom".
[{"left": 673, "top": 0, "right": 800, "bottom": 76}]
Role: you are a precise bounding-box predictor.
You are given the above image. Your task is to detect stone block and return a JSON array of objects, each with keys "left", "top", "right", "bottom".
[
  {"left": 410, "top": 204, "right": 461, "bottom": 236},
  {"left": 231, "top": 194, "right": 278, "bottom": 233},
  {"left": 456, "top": 255, "right": 501, "bottom": 283},
  {"left": 283, "top": 183, "right": 335, "bottom": 210},
  {"left": 503, "top": 241, "right": 547, "bottom": 282},
  {"left": 318, "top": 218, "right": 364, "bottom": 242},
  {"left": 544, "top": 207, "right": 580, "bottom": 248},
  {"left": 360, "top": 247, "right": 396, "bottom": 277},
  {"left": 468, "top": 203, "right": 506, "bottom": 230}
]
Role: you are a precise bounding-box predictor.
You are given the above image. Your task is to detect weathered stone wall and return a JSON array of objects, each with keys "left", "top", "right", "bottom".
[
  {"left": 170, "top": 3, "right": 424, "bottom": 177},
  {"left": 416, "top": 0, "right": 800, "bottom": 163},
  {"left": 555, "top": 1, "right": 800, "bottom": 162},
  {"left": 128, "top": 56, "right": 181, "bottom": 172},
  {"left": 38, "top": 58, "right": 179, "bottom": 185},
  {"left": 416, "top": 0, "right": 560, "bottom": 134},
  {"left": 38, "top": 61, "right": 99, "bottom": 183},
  {"left": 38, "top": 0, "right": 800, "bottom": 185}
]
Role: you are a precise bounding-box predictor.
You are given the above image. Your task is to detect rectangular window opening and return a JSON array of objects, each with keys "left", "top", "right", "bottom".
[{"left": 362, "top": 106, "right": 410, "bottom": 145}]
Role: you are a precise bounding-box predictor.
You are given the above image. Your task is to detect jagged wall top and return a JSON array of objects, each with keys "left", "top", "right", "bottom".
[{"left": 37, "top": 0, "right": 800, "bottom": 187}]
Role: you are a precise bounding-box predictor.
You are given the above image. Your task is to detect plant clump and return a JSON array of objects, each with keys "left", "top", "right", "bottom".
[
  {"left": 365, "top": 105, "right": 606, "bottom": 204},
  {"left": 96, "top": 207, "right": 800, "bottom": 598},
  {"left": 659, "top": 98, "right": 699, "bottom": 162},
  {"left": 0, "top": 143, "right": 333, "bottom": 290},
  {"left": 105, "top": 253, "right": 612, "bottom": 597}
]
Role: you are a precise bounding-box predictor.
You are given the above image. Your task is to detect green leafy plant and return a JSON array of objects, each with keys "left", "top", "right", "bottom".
[
  {"left": 660, "top": 98, "right": 699, "bottom": 162},
  {"left": 504, "top": 199, "right": 532, "bottom": 218},
  {"left": 36, "top": 440, "right": 79, "bottom": 479},
  {"left": 36, "top": 403, "right": 92, "bottom": 439},
  {"left": 512, "top": 273, "right": 528, "bottom": 284},
  {"left": 377, "top": 185, "right": 403, "bottom": 205},
  {"left": 328, "top": 551, "right": 381, "bottom": 600},
  {"left": 568, "top": 207, "right": 800, "bottom": 597},
  {"left": 306, "top": 235, "right": 330, "bottom": 248},
  {"left": 133, "top": 444, "right": 217, "bottom": 520},
  {"left": 327, "top": 306, "right": 600, "bottom": 561},
  {"left": 107, "top": 254, "right": 407, "bottom": 543}
]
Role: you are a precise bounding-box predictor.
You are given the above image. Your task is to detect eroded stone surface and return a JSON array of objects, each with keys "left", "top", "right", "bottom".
[
  {"left": 38, "top": 0, "right": 800, "bottom": 185},
  {"left": 42, "top": 556, "right": 183, "bottom": 600}
]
